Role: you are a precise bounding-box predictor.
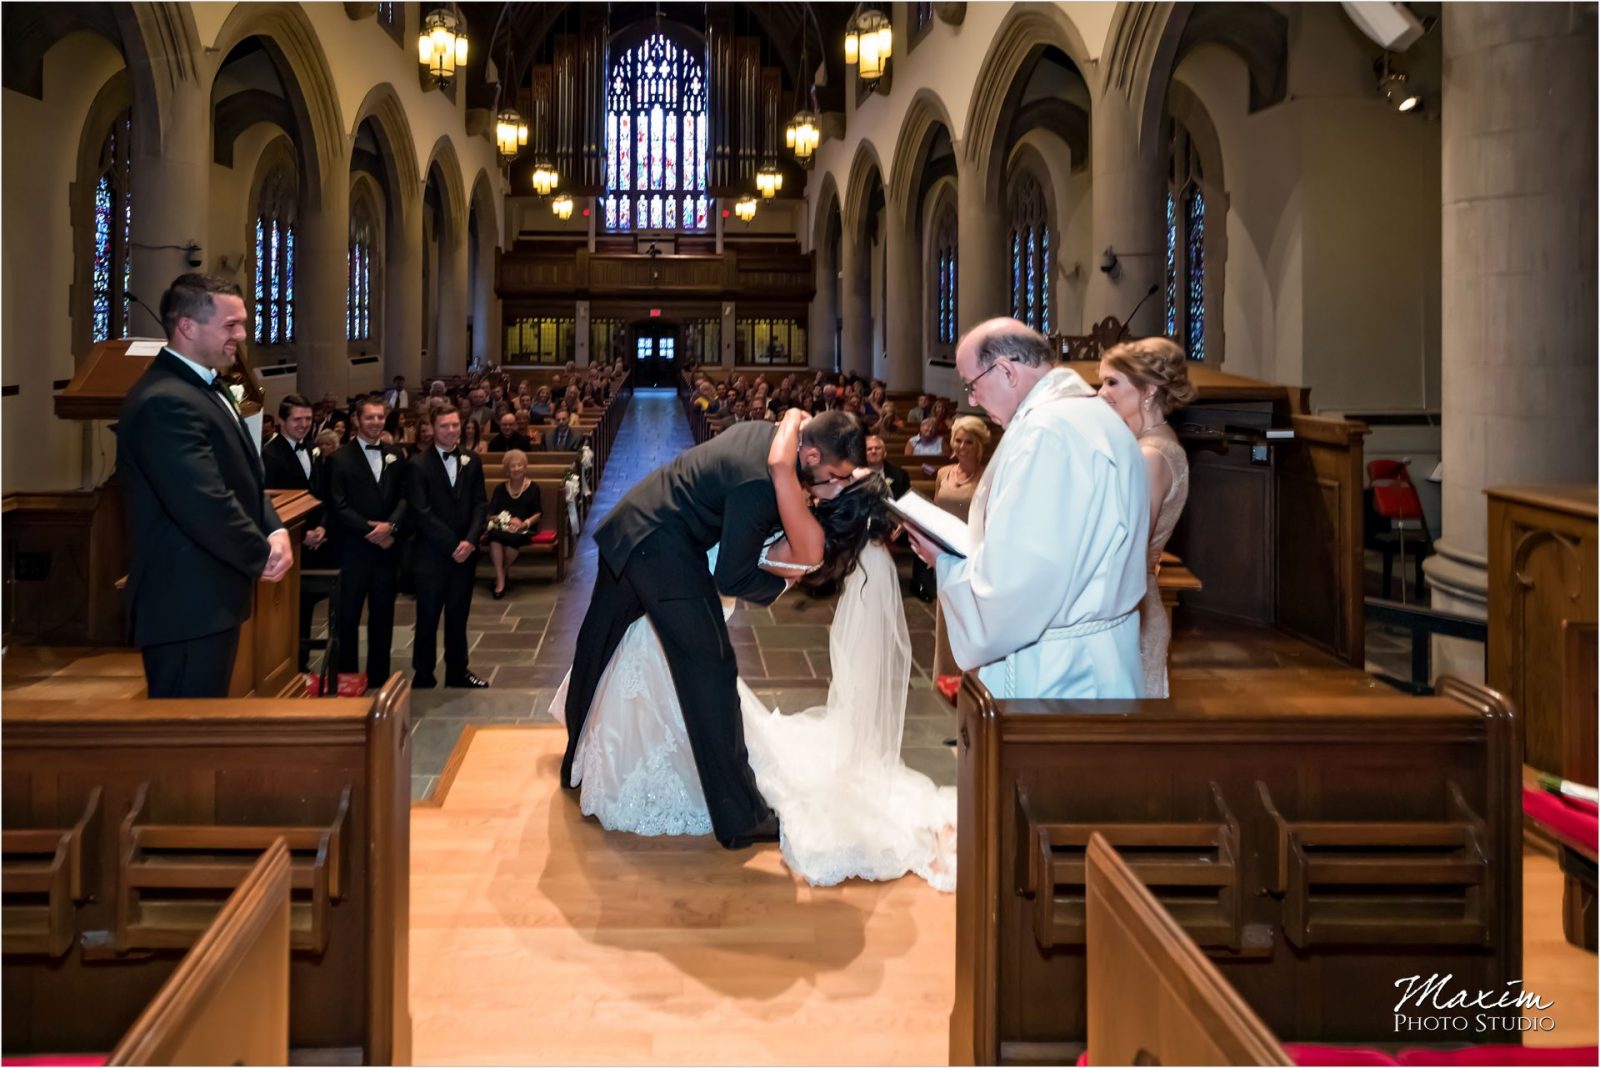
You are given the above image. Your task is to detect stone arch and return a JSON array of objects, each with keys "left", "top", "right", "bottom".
[
  {"left": 69, "top": 64, "right": 138, "bottom": 355},
  {"left": 888, "top": 88, "right": 958, "bottom": 227},
  {"left": 808, "top": 169, "right": 841, "bottom": 254},
  {"left": 467, "top": 168, "right": 501, "bottom": 251},
  {"left": 209, "top": 3, "right": 345, "bottom": 207},
  {"left": 349, "top": 82, "right": 421, "bottom": 230},
  {"left": 1162, "top": 78, "right": 1230, "bottom": 364},
  {"left": 1102, "top": 2, "right": 1287, "bottom": 156},
  {"left": 842, "top": 138, "right": 886, "bottom": 242},
  {"left": 963, "top": 4, "right": 1094, "bottom": 187},
  {"left": 423, "top": 134, "right": 468, "bottom": 246},
  {"left": 922, "top": 175, "right": 960, "bottom": 361},
  {"left": 466, "top": 168, "right": 500, "bottom": 371}
]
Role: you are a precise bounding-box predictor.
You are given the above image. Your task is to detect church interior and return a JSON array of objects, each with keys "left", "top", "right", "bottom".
[{"left": 2, "top": 1, "right": 1597, "bottom": 1064}]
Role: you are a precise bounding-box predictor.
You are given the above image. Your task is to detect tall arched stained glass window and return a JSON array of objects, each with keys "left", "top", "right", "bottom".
[
  {"left": 348, "top": 195, "right": 376, "bottom": 341},
  {"left": 253, "top": 166, "right": 297, "bottom": 345},
  {"left": 933, "top": 204, "right": 957, "bottom": 345},
  {"left": 1164, "top": 118, "right": 1208, "bottom": 361},
  {"left": 1008, "top": 172, "right": 1051, "bottom": 335},
  {"left": 603, "top": 31, "right": 709, "bottom": 232},
  {"left": 92, "top": 109, "right": 134, "bottom": 342}
]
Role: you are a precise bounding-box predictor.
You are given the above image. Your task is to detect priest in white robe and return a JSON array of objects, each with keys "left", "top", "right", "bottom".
[{"left": 907, "top": 319, "right": 1149, "bottom": 699}]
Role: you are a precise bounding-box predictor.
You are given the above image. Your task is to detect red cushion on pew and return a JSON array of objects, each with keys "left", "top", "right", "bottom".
[
  {"left": 1523, "top": 786, "right": 1600, "bottom": 853},
  {"left": 1397, "top": 1047, "right": 1599, "bottom": 1066},
  {"left": 1286, "top": 1044, "right": 1399, "bottom": 1065},
  {"left": 2, "top": 1056, "right": 108, "bottom": 1066},
  {"left": 935, "top": 675, "right": 961, "bottom": 705},
  {"left": 531, "top": 530, "right": 558, "bottom": 545}
]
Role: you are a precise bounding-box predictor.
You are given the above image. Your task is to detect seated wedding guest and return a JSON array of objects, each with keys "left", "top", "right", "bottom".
[
  {"left": 872, "top": 399, "right": 905, "bottom": 435},
  {"left": 405, "top": 419, "right": 433, "bottom": 458},
  {"left": 489, "top": 411, "right": 532, "bottom": 452},
  {"left": 906, "top": 393, "right": 932, "bottom": 424},
  {"left": 842, "top": 394, "right": 862, "bottom": 417},
  {"left": 905, "top": 417, "right": 947, "bottom": 457},
  {"left": 461, "top": 414, "right": 489, "bottom": 457},
  {"left": 406, "top": 404, "right": 489, "bottom": 689},
  {"left": 531, "top": 386, "right": 553, "bottom": 422},
  {"left": 864, "top": 384, "right": 887, "bottom": 422},
  {"left": 731, "top": 400, "right": 751, "bottom": 423},
  {"left": 866, "top": 434, "right": 910, "bottom": 500},
  {"left": 544, "top": 409, "right": 580, "bottom": 452},
  {"left": 514, "top": 407, "right": 536, "bottom": 441},
  {"left": 930, "top": 415, "right": 991, "bottom": 669},
  {"left": 384, "top": 375, "right": 409, "bottom": 411},
  {"left": 929, "top": 398, "right": 953, "bottom": 436},
  {"left": 485, "top": 449, "right": 543, "bottom": 600},
  {"left": 467, "top": 387, "right": 493, "bottom": 438},
  {"left": 562, "top": 391, "right": 585, "bottom": 418},
  {"left": 548, "top": 373, "right": 567, "bottom": 403},
  {"left": 261, "top": 412, "right": 278, "bottom": 446},
  {"left": 907, "top": 319, "right": 1147, "bottom": 699},
  {"left": 1097, "top": 337, "right": 1196, "bottom": 697}
]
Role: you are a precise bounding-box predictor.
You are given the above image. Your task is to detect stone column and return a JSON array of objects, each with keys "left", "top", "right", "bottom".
[
  {"left": 955, "top": 154, "right": 1006, "bottom": 335},
  {"left": 1087, "top": 88, "right": 1165, "bottom": 336},
  {"left": 884, "top": 201, "right": 922, "bottom": 390},
  {"left": 128, "top": 78, "right": 209, "bottom": 328},
  {"left": 1427, "top": 2, "right": 1598, "bottom": 679},
  {"left": 470, "top": 224, "right": 497, "bottom": 371},
  {"left": 294, "top": 174, "right": 351, "bottom": 403},
  {"left": 721, "top": 301, "right": 736, "bottom": 367},
  {"left": 809, "top": 226, "right": 839, "bottom": 372},
  {"left": 839, "top": 230, "right": 873, "bottom": 378},
  {"left": 575, "top": 300, "right": 591, "bottom": 366},
  {"left": 385, "top": 200, "right": 422, "bottom": 386},
  {"left": 432, "top": 222, "right": 468, "bottom": 376}
]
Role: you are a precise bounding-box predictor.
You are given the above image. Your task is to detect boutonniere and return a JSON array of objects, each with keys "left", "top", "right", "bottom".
[
  {"left": 458, "top": 454, "right": 471, "bottom": 467},
  {"left": 228, "top": 383, "right": 246, "bottom": 406},
  {"left": 384, "top": 453, "right": 397, "bottom": 466},
  {"left": 311, "top": 447, "right": 321, "bottom": 459}
]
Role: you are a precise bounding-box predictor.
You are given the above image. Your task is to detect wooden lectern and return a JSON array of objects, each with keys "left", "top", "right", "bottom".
[{"left": 5, "top": 339, "right": 309, "bottom": 696}]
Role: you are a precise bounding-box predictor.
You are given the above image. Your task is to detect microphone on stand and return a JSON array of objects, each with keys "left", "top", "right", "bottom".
[
  {"left": 1115, "top": 284, "right": 1161, "bottom": 341},
  {"left": 126, "top": 292, "right": 165, "bottom": 336}
]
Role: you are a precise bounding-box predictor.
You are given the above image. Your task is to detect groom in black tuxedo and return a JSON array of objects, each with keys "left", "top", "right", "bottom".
[
  {"left": 117, "top": 273, "right": 292, "bottom": 697},
  {"left": 563, "top": 411, "right": 866, "bottom": 848}
]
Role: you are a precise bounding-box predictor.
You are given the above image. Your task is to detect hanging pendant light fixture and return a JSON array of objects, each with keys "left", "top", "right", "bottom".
[
  {"left": 551, "top": 194, "right": 575, "bottom": 220},
  {"left": 496, "top": 109, "right": 529, "bottom": 162},
  {"left": 734, "top": 196, "right": 758, "bottom": 223},
  {"left": 755, "top": 161, "right": 784, "bottom": 200},
  {"left": 844, "top": 8, "right": 892, "bottom": 85},
  {"left": 786, "top": 109, "right": 820, "bottom": 163},
  {"left": 418, "top": 6, "right": 469, "bottom": 87},
  {"left": 531, "top": 159, "right": 560, "bottom": 197}
]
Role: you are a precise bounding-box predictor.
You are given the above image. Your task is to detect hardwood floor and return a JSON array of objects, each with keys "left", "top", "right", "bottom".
[{"left": 411, "top": 726, "right": 1595, "bottom": 1066}]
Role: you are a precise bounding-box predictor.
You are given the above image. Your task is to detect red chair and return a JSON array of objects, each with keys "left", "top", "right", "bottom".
[{"left": 1367, "top": 459, "right": 1433, "bottom": 602}]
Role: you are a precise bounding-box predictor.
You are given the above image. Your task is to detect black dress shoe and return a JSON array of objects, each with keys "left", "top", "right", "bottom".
[
  {"left": 721, "top": 815, "right": 781, "bottom": 849},
  {"left": 412, "top": 674, "right": 437, "bottom": 689},
  {"left": 492, "top": 585, "right": 506, "bottom": 600},
  {"left": 445, "top": 672, "right": 490, "bottom": 689}
]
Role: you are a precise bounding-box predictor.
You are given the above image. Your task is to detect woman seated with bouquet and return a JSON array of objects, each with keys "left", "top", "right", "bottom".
[{"left": 486, "top": 449, "right": 543, "bottom": 599}]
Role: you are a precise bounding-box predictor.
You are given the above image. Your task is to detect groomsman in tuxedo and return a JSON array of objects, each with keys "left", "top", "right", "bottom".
[
  {"left": 261, "top": 393, "right": 330, "bottom": 671},
  {"left": 117, "top": 273, "right": 292, "bottom": 697},
  {"left": 327, "top": 394, "right": 408, "bottom": 687},
  {"left": 406, "top": 405, "right": 489, "bottom": 689}
]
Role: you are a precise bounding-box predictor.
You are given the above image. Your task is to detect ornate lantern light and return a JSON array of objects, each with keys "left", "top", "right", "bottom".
[
  {"left": 755, "top": 162, "right": 784, "bottom": 200},
  {"left": 551, "top": 194, "right": 574, "bottom": 221},
  {"left": 531, "top": 159, "right": 560, "bottom": 197},
  {"left": 418, "top": 7, "right": 469, "bottom": 87},
  {"left": 495, "top": 109, "right": 529, "bottom": 162},
  {"left": 785, "top": 109, "right": 820, "bottom": 163},
  {"left": 844, "top": 8, "right": 892, "bottom": 84},
  {"left": 734, "top": 196, "right": 758, "bottom": 223}
]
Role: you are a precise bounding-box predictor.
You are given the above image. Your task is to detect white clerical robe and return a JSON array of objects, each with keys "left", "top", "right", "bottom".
[{"left": 934, "top": 368, "right": 1149, "bottom": 698}]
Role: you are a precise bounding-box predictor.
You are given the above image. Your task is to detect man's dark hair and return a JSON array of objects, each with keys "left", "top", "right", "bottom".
[
  {"left": 429, "top": 402, "right": 461, "bottom": 426},
  {"left": 355, "top": 393, "right": 388, "bottom": 418},
  {"left": 160, "top": 273, "right": 243, "bottom": 338},
  {"left": 975, "top": 321, "right": 1055, "bottom": 369},
  {"left": 394, "top": 375, "right": 406, "bottom": 383},
  {"left": 800, "top": 410, "right": 867, "bottom": 466},
  {"left": 278, "top": 393, "right": 313, "bottom": 420}
]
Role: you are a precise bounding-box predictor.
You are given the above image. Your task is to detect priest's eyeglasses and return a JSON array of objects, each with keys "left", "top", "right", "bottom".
[{"left": 961, "top": 359, "right": 1006, "bottom": 396}]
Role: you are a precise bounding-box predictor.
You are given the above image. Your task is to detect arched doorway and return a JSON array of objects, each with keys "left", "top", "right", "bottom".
[{"left": 630, "top": 318, "right": 679, "bottom": 387}]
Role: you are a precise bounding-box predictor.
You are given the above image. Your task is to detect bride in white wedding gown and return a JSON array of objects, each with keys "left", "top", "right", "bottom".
[{"left": 551, "top": 415, "right": 957, "bottom": 891}]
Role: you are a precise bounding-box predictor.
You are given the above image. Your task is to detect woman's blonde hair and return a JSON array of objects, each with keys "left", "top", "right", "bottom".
[
  {"left": 502, "top": 448, "right": 528, "bottom": 470},
  {"left": 950, "top": 414, "right": 993, "bottom": 457},
  {"left": 1101, "top": 337, "right": 1198, "bottom": 414}
]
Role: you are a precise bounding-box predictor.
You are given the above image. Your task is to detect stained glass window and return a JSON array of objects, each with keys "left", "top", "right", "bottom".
[
  {"left": 1166, "top": 119, "right": 1208, "bottom": 361},
  {"left": 603, "top": 31, "right": 709, "bottom": 232},
  {"left": 933, "top": 205, "right": 957, "bottom": 345},
  {"left": 253, "top": 166, "right": 297, "bottom": 345},
  {"left": 90, "top": 111, "right": 133, "bottom": 342},
  {"left": 376, "top": 2, "right": 395, "bottom": 25},
  {"left": 347, "top": 198, "right": 376, "bottom": 341},
  {"left": 1008, "top": 172, "right": 1051, "bottom": 335}
]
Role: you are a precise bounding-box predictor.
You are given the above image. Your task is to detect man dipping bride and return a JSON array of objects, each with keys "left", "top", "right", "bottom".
[{"left": 556, "top": 408, "right": 957, "bottom": 890}]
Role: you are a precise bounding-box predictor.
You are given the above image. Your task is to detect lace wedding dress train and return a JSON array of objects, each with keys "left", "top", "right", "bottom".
[{"left": 551, "top": 541, "right": 957, "bottom": 891}]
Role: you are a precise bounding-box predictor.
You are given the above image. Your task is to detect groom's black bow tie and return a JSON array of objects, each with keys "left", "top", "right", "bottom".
[
  {"left": 364, "top": 442, "right": 383, "bottom": 451},
  {"left": 292, "top": 439, "right": 310, "bottom": 453}
]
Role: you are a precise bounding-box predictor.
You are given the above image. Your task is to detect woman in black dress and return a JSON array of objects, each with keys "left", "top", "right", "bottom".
[{"left": 486, "top": 449, "right": 543, "bottom": 598}]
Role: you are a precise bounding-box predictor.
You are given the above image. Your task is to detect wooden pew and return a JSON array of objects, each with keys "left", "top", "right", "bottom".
[
  {"left": 950, "top": 674, "right": 1521, "bottom": 1065},
  {"left": 1085, "top": 833, "right": 1291, "bottom": 1067},
  {"left": 2, "top": 675, "right": 412, "bottom": 1064},
  {"left": 482, "top": 476, "right": 569, "bottom": 581},
  {"left": 106, "top": 840, "right": 292, "bottom": 1066}
]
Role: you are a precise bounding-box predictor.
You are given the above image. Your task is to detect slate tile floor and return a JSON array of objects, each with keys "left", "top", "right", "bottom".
[{"left": 316, "top": 388, "right": 956, "bottom": 803}]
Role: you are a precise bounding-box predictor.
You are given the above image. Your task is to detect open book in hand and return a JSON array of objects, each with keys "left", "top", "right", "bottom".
[{"left": 888, "top": 490, "right": 972, "bottom": 558}]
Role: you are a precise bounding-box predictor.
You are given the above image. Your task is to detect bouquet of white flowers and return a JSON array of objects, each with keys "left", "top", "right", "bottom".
[{"left": 486, "top": 510, "right": 516, "bottom": 533}]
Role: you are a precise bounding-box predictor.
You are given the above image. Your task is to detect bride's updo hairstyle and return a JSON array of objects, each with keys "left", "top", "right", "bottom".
[
  {"left": 806, "top": 470, "right": 891, "bottom": 587},
  {"left": 1100, "top": 337, "right": 1198, "bottom": 414}
]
